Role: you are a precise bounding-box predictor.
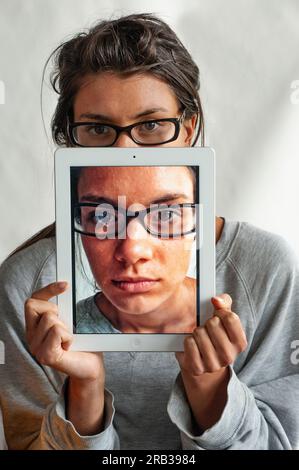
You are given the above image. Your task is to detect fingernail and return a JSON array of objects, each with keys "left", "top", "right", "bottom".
[
  {"left": 56, "top": 281, "right": 68, "bottom": 289},
  {"left": 212, "top": 296, "right": 224, "bottom": 303}
]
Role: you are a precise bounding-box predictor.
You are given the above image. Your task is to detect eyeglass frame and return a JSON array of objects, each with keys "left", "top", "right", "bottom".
[
  {"left": 68, "top": 110, "right": 187, "bottom": 147},
  {"left": 73, "top": 202, "right": 196, "bottom": 239}
]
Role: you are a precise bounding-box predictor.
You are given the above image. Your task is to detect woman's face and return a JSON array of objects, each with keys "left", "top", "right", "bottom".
[
  {"left": 73, "top": 72, "right": 196, "bottom": 147},
  {"left": 78, "top": 166, "right": 195, "bottom": 316}
]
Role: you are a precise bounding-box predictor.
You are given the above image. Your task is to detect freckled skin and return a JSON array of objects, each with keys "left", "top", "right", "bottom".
[{"left": 78, "top": 166, "right": 196, "bottom": 333}]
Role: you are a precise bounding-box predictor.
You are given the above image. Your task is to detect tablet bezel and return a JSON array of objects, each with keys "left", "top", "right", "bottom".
[{"left": 54, "top": 147, "right": 215, "bottom": 351}]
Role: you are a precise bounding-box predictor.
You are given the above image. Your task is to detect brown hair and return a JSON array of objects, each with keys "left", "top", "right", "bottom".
[{"left": 7, "top": 12, "right": 205, "bottom": 260}]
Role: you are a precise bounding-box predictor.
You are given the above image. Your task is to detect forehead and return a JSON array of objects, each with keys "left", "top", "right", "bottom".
[
  {"left": 73, "top": 72, "right": 180, "bottom": 121},
  {"left": 77, "top": 166, "right": 194, "bottom": 202}
]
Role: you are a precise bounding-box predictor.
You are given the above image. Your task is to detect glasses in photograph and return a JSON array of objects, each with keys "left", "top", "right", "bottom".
[
  {"left": 73, "top": 202, "right": 196, "bottom": 239},
  {"left": 68, "top": 110, "right": 186, "bottom": 147}
]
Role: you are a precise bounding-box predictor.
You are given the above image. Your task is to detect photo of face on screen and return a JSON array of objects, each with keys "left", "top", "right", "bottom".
[{"left": 70, "top": 165, "right": 200, "bottom": 335}]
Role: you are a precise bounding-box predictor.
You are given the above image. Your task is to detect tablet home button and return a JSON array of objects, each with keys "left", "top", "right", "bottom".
[{"left": 132, "top": 338, "right": 141, "bottom": 349}]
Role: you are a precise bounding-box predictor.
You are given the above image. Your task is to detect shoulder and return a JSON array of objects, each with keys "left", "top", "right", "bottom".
[
  {"left": 76, "top": 295, "right": 120, "bottom": 333},
  {"left": 219, "top": 220, "right": 299, "bottom": 334},
  {"left": 228, "top": 221, "right": 298, "bottom": 275},
  {"left": 76, "top": 296, "right": 95, "bottom": 322},
  {"left": 0, "top": 237, "right": 56, "bottom": 298},
  {"left": 224, "top": 221, "right": 299, "bottom": 319}
]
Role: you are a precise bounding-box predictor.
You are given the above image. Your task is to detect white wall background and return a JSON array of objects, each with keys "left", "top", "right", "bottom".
[{"left": 0, "top": 0, "right": 299, "bottom": 264}]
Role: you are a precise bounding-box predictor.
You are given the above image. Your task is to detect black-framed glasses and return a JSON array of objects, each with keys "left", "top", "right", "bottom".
[
  {"left": 73, "top": 202, "right": 196, "bottom": 239},
  {"left": 68, "top": 110, "right": 186, "bottom": 147}
]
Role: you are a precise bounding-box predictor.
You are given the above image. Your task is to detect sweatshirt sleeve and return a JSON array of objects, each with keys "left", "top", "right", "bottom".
[
  {"left": 30, "top": 385, "right": 120, "bottom": 450},
  {"left": 0, "top": 408, "right": 7, "bottom": 450},
  {"left": 0, "top": 240, "right": 120, "bottom": 450},
  {"left": 167, "top": 367, "right": 299, "bottom": 450},
  {"left": 167, "top": 233, "right": 299, "bottom": 450}
]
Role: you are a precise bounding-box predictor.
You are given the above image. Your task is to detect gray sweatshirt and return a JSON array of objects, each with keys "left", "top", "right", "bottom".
[{"left": 0, "top": 219, "right": 299, "bottom": 450}]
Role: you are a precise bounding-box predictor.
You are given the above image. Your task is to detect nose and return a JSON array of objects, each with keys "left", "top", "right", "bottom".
[
  {"left": 113, "top": 131, "right": 139, "bottom": 148},
  {"left": 114, "top": 219, "right": 154, "bottom": 265}
]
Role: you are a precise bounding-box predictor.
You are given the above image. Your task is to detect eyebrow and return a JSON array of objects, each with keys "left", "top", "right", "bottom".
[
  {"left": 78, "top": 108, "right": 169, "bottom": 122},
  {"left": 79, "top": 193, "right": 191, "bottom": 206}
]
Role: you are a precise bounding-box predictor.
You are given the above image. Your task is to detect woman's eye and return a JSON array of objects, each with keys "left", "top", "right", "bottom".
[
  {"left": 86, "top": 125, "right": 110, "bottom": 135},
  {"left": 156, "top": 210, "right": 180, "bottom": 222},
  {"left": 95, "top": 210, "right": 108, "bottom": 221},
  {"left": 88, "top": 210, "right": 114, "bottom": 224},
  {"left": 142, "top": 122, "right": 159, "bottom": 132}
]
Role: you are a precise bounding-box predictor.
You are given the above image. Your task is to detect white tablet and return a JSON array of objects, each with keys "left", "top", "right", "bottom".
[{"left": 54, "top": 147, "right": 215, "bottom": 351}]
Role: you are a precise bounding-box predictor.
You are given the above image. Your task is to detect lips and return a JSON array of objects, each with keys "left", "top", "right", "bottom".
[{"left": 112, "top": 277, "right": 159, "bottom": 293}]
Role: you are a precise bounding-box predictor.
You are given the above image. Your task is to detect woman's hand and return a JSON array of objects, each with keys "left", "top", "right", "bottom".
[
  {"left": 175, "top": 294, "right": 248, "bottom": 431},
  {"left": 25, "top": 281, "right": 106, "bottom": 435},
  {"left": 176, "top": 293, "right": 247, "bottom": 375},
  {"left": 25, "top": 281, "right": 105, "bottom": 381}
]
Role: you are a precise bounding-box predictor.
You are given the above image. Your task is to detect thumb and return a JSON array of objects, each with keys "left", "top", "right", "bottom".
[
  {"left": 211, "top": 293, "right": 232, "bottom": 311},
  {"left": 32, "top": 281, "right": 69, "bottom": 301}
]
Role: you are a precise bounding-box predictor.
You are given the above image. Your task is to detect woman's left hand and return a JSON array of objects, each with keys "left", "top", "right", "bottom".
[
  {"left": 175, "top": 294, "right": 248, "bottom": 431},
  {"left": 175, "top": 293, "right": 248, "bottom": 376}
]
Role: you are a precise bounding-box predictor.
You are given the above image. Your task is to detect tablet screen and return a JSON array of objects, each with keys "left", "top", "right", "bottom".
[{"left": 70, "top": 165, "right": 200, "bottom": 334}]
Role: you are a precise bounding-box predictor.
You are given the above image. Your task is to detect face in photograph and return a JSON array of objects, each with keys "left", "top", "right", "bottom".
[{"left": 76, "top": 165, "right": 197, "bottom": 333}]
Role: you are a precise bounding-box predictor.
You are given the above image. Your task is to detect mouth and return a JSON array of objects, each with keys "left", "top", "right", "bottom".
[{"left": 112, "top": 277, "right": 160, "bottom": 293}]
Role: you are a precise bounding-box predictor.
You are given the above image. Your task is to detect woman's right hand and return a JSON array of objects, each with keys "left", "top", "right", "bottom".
[
  {"left": 24, "top": 281, "right": 105, "bottom": 382},
  {"left": 25, "top": 281, "right": 106, "bottom": 435}
]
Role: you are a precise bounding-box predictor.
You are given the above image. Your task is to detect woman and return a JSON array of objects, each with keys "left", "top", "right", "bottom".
[
  {"left": 74, "top": 165, "right": 197, "bottom": 334},
  {"left": 0, "top": 13, "right": 298, "bottom": 450}
]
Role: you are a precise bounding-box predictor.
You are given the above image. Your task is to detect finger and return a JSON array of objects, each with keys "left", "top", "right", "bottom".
[
  {"left": 31, "top": 281, "right": 69, "bottom": 302},
  {"left": 183, "top": 336, "right": 205, "bottom": 376},
  {"left": 214, "top": 311, "right": 247, "bottom": 352},
  {"left": 205, "top": 316, "right": 236, "bottom": 366},
  {"left": 24, "top": 298, "right": 59, "bottom": 341},
  {"left": 175, "top": 336, "right": 204, "bottom": 375},
  {"left": 34, "top": 324, "right": 73, "bottom": 367},
  {"left": 29, "top": 312, "right": 68, "bottom": 356},
  {"left": 25, "top": 282, "right": 68, "bottom": 339},
  {"left": 211, "top": 293, "right": 232, "bottom": 311},
  {"left": 43, "top": 324, "right": 73, "bottom": 352},
  {"left": 193, "top": 327, "right": 222, "bottom": 372}
]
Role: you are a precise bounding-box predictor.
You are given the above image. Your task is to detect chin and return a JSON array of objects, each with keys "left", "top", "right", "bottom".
[{"left": 109, "top": 294, "right": 165, "bottom": 316}]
